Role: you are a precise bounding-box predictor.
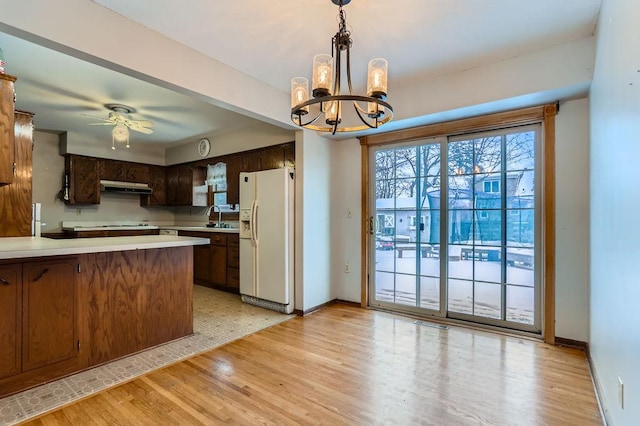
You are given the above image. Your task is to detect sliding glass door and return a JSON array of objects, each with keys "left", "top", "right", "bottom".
[
  {"left": 371, "top": 139, "right": 445, "bottom": 316},
  {"left": 369, "top": 125, "right": 541, "bottom": 333}
]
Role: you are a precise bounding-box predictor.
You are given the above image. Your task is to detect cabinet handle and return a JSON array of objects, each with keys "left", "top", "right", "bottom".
[
  {"left": 33, "top": 268, "right": 49, "bottom": 282},
  {"left": 0, "top": 277, "right": 10, "bottom": 286}
]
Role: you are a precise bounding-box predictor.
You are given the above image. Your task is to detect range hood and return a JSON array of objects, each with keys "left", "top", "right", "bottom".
[{"left": 100, "top": 180, "right": 153, "bottom": 195}]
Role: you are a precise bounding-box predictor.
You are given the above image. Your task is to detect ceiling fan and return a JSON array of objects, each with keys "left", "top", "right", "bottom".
[{"left": 82, "top": 104, "right": 154, "bottom": 149}]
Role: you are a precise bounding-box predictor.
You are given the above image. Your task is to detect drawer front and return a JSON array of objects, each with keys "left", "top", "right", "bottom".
[
  {"left": 227, "top": 235, "right": 239, "bottom": 247},
  {"left": 210, "top": 234, "right": 227, "bottom": 246}
]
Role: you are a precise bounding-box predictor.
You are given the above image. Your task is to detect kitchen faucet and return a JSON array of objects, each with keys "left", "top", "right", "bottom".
[{"left": 205, "top": 204, "right": 223, "bottom": 227}]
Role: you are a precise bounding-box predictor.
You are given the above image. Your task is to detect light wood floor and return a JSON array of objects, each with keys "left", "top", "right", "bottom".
[{"left": 23, "top": 304, "right": 602, "bottom": 425}]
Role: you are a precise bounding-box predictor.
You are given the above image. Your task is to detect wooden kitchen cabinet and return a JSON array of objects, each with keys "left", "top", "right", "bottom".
[
  {"left": 0, "top": 74, "right": 16, "bottom": 185},
  {"left": 178, "top": 231, "right": 240, "bottom": 293},
  {"left": 242, "top": 150, "right": 261, "bottom": 173},
  {"left": 166, "top": 165, "right": 193, "bottom": 206},
  {"left": 226, "top": 234, "right": 240, "bottom": 291},
  {"left": 99, "top": 159, "right": 126, "bottom": 181},
  {"left": 193, "top": 244, "right": 211, "bottom": 283},
  {"left": 0, "top": 111, "right": 34, "bottom": 237},
  {"left": 210, "top": 234, "right": 227, "bottom": 287},
  {"left": 141, "top": 165, "right": 166, "bottom": 206},
  {"left": 0, "top": 264, "right": 21, "bottom": 379},
  {"left": 0, "top": 257, "right": 81, "bottom": 397},
  {"left": 22, "top": 259, "right": 79, "bottom": 371},
  {"left": 65, "top": 155, "right": 100, "bottom": 205},
  {"left": 100, "top": 159, "right": 149, "bottom": 183},
  {"left": 224, "top": 154, "right": 242, "bottom": 206},
  {"left": 259, "top": 145, "right": 285, "bottom": 170}
]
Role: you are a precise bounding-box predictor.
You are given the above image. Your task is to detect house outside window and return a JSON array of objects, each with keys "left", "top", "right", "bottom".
[{"left": 483, "top": 180, "right": 500, "bottom": 193}]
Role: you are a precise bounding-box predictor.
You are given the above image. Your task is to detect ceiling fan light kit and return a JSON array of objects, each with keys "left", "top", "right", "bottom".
[
  {"left": 112, "top": 123, "right": 129, "bottom": 150},
  {"left": 290, "top": 0, "right": 393, "bottom": 135},
  {"left": 83, "top": 103, "right": 154, "bottom": 150}
]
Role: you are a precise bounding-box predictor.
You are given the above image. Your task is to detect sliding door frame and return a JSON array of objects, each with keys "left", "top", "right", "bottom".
[{"left": 360, "top": 104, "right": 558, "bottom": 344}]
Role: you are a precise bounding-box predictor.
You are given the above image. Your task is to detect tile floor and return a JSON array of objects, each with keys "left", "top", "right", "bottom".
[{"left": 0, "top": 286, "right": 294, "bottom": 426}]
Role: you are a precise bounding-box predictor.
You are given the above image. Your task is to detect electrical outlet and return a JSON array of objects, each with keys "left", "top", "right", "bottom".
[
  {"left": 347, "top": 209, "right": 352, "bottom": 218},
  {"left": 344, "top": 263, "right": 351, "bottom": 273},
  {"left": 618, "top": 377, "right": 624, "bottom": 409},
  {"left": 76, "top": 208, "right": 81, "bottom": 215}
]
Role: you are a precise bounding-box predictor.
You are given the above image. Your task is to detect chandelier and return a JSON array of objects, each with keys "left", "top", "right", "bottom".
[{"left": 290, "top": 0, "right": 393, "bottom": 134}]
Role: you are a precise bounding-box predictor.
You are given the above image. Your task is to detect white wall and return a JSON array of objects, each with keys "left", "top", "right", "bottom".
[
  {"left": 589, "top": 0, "right": 640, "bottom": 424},
  {"left": 328, "top": 101, "right": 591, "bottom": 341},
  {"left": 294, "top": 130, "right": 333, "bottom": 312},
  {"left": 0, "top": 0, "right": 291, "bottom": 129},
  {"left": 382, "top": 37, "right": 595, "bottom": 132},
  {"left": 32, "top": 131, "right": 175, "bottom": 232},
  {"left": 165, "top": 123, "right": 294, "bottom": 166},
  {"left": 60, "top": 130, "right": 166, "bottom": 165},
  {"left": 331, "top": 138, "right": 363, "bottom": 303},
  {"left": 555, "top": 98, "right": 590, "bottom": 342}
]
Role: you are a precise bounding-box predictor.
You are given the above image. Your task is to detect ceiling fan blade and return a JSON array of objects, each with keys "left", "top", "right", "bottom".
[
  {"left": 126, "top": 119, "right": 155, "bottom": 134},
  {"left": 129, "top": 126, "right": 154, "bottom": 135},
  {"left": 132, "top": 120, "right": 154, "bottom": 128},
  {"left": 87, "top": 122, "right": 117, "bottom": 126},
  {"left": 81, "top": 113, "right": 112, "bottom": 122}
]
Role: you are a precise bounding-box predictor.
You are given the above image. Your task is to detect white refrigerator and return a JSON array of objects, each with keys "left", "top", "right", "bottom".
[{"left": 239, "top": 167, "right": 294, "bottom": 314}]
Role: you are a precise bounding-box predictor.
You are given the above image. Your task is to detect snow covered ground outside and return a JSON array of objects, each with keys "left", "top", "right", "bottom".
[{"left": 374, "top": 248, "right": 535, "bottom": 325}]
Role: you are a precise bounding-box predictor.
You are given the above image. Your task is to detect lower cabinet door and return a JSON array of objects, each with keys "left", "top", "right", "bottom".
[
  {"left": 22, "top": 259, "right": 78, "bottom": 371},
  {"left": 0, "top": 264, "right": 21, "bottom": 379}
]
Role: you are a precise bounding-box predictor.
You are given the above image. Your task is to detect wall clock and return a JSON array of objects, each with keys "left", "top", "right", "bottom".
[{"left": 197, "top": 138, "right": 211, "bottom": 157}]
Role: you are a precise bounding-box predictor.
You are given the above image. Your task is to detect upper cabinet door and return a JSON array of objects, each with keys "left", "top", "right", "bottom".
[
  {"left": 0, "top": 74, "right": 16, "bottom": 184},
  {"left": 259, "top": 145, "right": 285, "bottom": 170},
  {"left": 66, "top": 155, "right": 100, "bottom": 205},
  {"left": 225, "top": 154, "right": 242, "bottom": 206},
  {"left": 126, "top": 163, "right": 149, "bottom": 183},
  {"left": 0, "top": 111, "right": 34, "bottom": 237},
  {"left": 99, "top": 159, "right": 126, "bottom": 181}
]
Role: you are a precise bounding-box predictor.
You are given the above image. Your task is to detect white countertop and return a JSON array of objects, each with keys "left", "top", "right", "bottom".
[
  {"left": 161, "top": 226, "right": 240, "bottom": 234},
  {"left": 0, "top": 235, "right": 210, "bottom": 260}
]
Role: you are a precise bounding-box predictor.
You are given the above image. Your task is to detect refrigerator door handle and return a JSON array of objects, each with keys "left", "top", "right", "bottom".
[{"left": 252, "top": 202, "right": 259, "bottom": 245}]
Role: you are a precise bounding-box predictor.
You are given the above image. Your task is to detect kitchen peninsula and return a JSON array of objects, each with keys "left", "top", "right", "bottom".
[{"left": 0, "top": 234, "right": 208, "bottom": 397}]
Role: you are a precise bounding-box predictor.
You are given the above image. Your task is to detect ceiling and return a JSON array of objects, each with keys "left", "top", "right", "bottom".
[{"left": 0, "top": 0, "right": 601, "bottom": 147}]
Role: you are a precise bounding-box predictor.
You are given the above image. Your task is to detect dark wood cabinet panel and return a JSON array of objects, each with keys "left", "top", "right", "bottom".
[
  {"left": 141, "top": 165, "right": 166, "bottom": 206},
  {"left": 284, "top": 141, "right": 295, "bottom": 168},
  {"left": 260, "top": 145, "right": 285, "bottom": 170},
  {"left": 0, "top": 264, "right": 21, "bottom": 379},
  {"left": 84, "top": 248, "right": 193, "bottom": 366},
  {"left": 0, "top": 74, "right": 16, "bottom": 184},
  {"left": 224, "top": 154, "right": 242, "bottom": 206},
  {"left": 66, "top": 155, "right": 100, "bottom": 205},
  {"left": 242, "top": 150, "right": 261, "bottom": 173},
  {"left": 99, "top": 159, "right": 126, "bottom": 181},
  {"left": 193, "top": 244, "right": 211, "bottom": 284},
  {"left": 141, "top": 247, "right": 193, "bottom": 348},
  {"left": 227, "top": 235, "right": 239, "bottom": 268},
  {"left": 226, "top": 234, "right": 240, "bottom": 291},
  {"left": 0, "top": 111, "right": 33, "bottom": 237},
  {"left": 177, "top": 231, "right": 239, "bottom": 293},
  {"left": 100, "top": 159, "right": 148, "bottom": 183},
  {"left": 22, "top": 259, "right": 78, "bottom": 372},
  {"left": 126, "top": 163, "right": 149, "bottom": 183},
  {"left": 210, "top": 244, "right": 227, "bottom": 287},
  {"left": 166, "top": 165, "right": 194, "bottom": 206}
]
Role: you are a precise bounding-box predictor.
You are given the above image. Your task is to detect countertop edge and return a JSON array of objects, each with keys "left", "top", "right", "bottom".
[{"left": 0, "top": 235, "right": 210, "bottom": 260}]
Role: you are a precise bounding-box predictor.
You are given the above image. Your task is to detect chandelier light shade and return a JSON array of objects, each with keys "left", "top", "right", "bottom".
[
  {"left": 290, "top": 0, "right": 393, "bottom": 134},
  {"left": 112, "top": 123, "right": 130, "bottom": 150}
]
